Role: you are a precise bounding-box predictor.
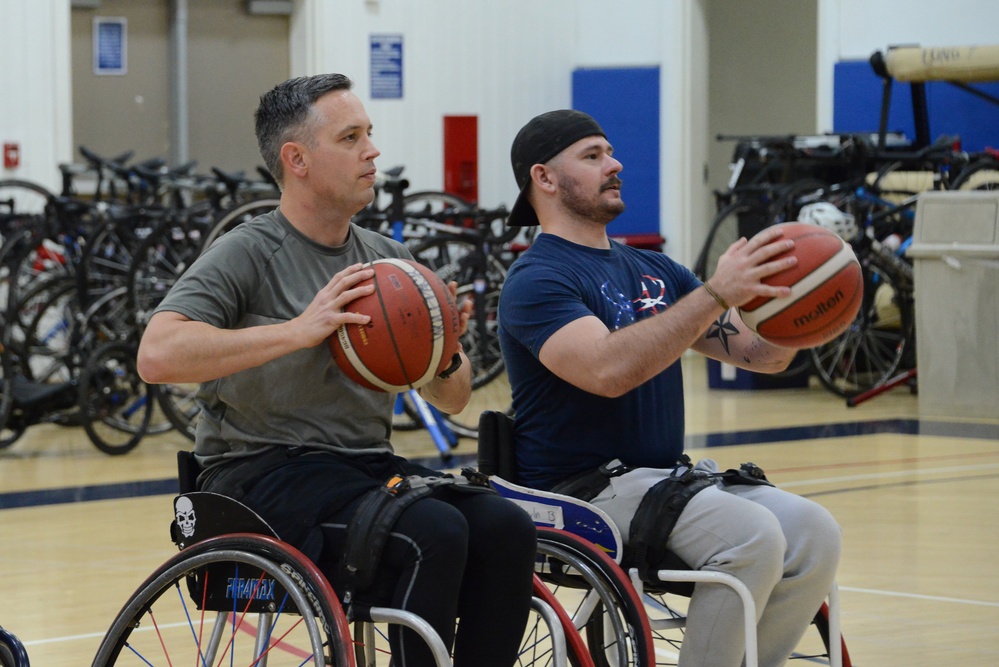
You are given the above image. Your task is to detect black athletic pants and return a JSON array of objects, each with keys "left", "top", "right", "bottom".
[{"left": 203, "top": 449, "right": 538, "bottom": 667}]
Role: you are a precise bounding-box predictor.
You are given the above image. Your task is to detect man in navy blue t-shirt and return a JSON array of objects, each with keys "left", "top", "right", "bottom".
[{"left": 499, "top": 109, "right": 841, "bottom": 667}]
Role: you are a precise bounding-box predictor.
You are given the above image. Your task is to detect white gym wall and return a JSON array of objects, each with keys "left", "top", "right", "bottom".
[{"left": 2, "top": 0, "right": 998, "bottom": 265}]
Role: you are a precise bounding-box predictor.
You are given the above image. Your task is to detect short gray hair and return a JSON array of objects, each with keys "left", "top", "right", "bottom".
[{"left": 254, "top": 73, "right": 353, "bottom": 185}]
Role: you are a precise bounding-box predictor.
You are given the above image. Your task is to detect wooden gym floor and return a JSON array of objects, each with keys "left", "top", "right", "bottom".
[{"left": 1, "top": 353, "right": 997, "bottom": 666}]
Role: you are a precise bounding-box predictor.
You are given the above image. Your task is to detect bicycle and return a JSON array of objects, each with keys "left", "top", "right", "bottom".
[{"left": 769, "top": 177, "right": 918, "bottom": 399}]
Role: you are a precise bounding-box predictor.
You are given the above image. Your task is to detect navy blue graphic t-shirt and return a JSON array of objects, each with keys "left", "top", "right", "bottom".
[{"left": 499, "top": 233, "right": 701, "bottom": 490}]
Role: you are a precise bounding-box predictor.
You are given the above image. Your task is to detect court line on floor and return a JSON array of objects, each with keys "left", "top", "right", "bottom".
[
  {"left": 838, "top": 585, "right": 999, "bottom": 608},
  {"left": 778, "top": 461, "right": 999, "bottom": 489},
  {"left": 21, "top": 620, "right": 192, "bottom": 648}
]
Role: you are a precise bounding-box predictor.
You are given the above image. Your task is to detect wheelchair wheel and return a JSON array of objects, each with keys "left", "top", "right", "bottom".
[
  {"left": 0, "top": 626, "right": 30, "bottom": 667},
  {"left": 526, "top": 575, "right": 596, "bottom": 667},
  {"left": 92, "top": 534, "right": 354, "bottom": 667},
  {"left": 539, "top": 528, "right": 851, "bottom": 667},
  {"left": 638, "top": 582, "right": 851, "bottom": 666},
  {"left": 536, "top": 528, "right": 654, "bottom": 667},
  {"left": 350, "top": 574, "right": 595, "bottom": 667}
]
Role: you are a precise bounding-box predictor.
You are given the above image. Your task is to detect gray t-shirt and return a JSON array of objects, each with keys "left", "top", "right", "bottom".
[{"left": 154, "top": 208, "right": 412, "bottom": 467}]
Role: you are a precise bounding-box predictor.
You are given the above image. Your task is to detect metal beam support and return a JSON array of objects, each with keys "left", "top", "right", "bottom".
[{"left": 169, "top": 0, "right": 189, "bottom": 166}]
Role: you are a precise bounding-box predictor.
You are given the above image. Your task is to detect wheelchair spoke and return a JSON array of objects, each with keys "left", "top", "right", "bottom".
[{"left": 93, "top": 541, "right": 353, "bottom": 666}]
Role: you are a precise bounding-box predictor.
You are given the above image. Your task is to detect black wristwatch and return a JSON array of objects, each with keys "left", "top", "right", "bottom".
[{"left": 437, "top": 352, "right": 463, "bottom": 380}]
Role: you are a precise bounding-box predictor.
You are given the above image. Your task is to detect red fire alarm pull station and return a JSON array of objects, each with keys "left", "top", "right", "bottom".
[{"left": 3, "top": 143, "right": 20, "bottom": 169}]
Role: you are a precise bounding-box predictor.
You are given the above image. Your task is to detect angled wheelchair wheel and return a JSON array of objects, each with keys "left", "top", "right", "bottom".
[
  {"left": 539, "top": 527, "right": 851, "bottom": 667},
  {"left": 535, "top": 528, "right": 654, "bottom": 667},
  {"left": 350, "top": 573, "right": 594, "bottom": 667},
  {"left": 0, "top": 625, "right": 30, "bottom": 667},
  {"left": 637, "top": 582, "right": 851, "bottom": 666},
  {"left": 525, "top": 575, "right": 596, "bottom": 667},
  {"left": 92, "top": 534, "right": 354, "bottom": 667}
]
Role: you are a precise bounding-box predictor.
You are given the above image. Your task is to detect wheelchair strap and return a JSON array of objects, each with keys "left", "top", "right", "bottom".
[
  {"left": 339, "top": 468, "right": 491, "bottom": 606},
  {"left": 627, "top": 456, "right": 774, "bottom": 581},
  {"left": 551, "top": 459, "right": 632, "bottom": 502},
  {"left": 628, "top": 456, "right": 716, "bottom": 582}
]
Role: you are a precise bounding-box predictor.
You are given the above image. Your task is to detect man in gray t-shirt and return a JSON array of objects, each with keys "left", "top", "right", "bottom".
[{"left": 137, "top": 73, "right": 537, "bottom": 667}]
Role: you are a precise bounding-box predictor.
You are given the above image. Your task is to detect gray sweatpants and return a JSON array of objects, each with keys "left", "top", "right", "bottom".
[{"left": 590, "top": 460, "right": 841, "bottom": 667}]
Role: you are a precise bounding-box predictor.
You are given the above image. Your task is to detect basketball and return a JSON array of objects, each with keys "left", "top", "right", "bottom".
[
  {"left": 737, "top": 222, "right": 863, "bottom": 349},
  {"left": 329, "top": 258, "right": 461, "bottom": 392}
]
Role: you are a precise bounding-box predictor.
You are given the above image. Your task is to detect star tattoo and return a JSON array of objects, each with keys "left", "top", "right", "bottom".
[{"left": 706, "top": 308, "right": 740, "bottom": 356}]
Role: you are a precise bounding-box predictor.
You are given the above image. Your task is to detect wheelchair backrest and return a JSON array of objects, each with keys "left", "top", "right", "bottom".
[
  {"left": 477, "top": 410, "right": 624, "bottom": 562},
  {"left": 476, "top": 410, "right": 519, "bottom": 480},
  {"left": 173, "top": 450, "right": 288, "bottom": 614}
]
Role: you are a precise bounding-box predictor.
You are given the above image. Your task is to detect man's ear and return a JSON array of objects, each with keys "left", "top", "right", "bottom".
[
  {"left": 281, "top": 142, "right": 308, "bottom": 179},
  {"left": 532, "top": 164, "right": 557, "bottom": 194}
]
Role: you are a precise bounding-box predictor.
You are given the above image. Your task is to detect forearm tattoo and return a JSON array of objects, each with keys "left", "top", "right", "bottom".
[{"left": 705, "top": 310, "right": 743, "bottom": 359}]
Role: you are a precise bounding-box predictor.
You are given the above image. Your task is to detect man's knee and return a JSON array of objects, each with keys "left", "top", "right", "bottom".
[
  {"left": 683, "top": 493, "right": 787, "bottom": 585},
  {"left": 467, "top": 496, "right": 537, "bottom": 564},
  {"left": 793, "top": 501, "right": 842, "bottom": 576}
]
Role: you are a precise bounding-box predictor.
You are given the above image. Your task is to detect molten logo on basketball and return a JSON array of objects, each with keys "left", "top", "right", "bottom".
[{"left": 793, "top": 289, "right": 845, "bottom": 329}]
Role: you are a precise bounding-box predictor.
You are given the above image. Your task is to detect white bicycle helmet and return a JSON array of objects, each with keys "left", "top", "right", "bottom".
[{"left": 798, "top": 201, "right": 858, "bottom": 241}]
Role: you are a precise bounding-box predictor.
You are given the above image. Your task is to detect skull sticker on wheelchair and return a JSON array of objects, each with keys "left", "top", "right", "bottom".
[{"left": 175, "top": 496, "right": 197, "bottom": 538}]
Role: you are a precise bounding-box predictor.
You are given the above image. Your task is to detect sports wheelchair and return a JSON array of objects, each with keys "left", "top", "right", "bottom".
[
  {"left": 477, "top": 410, "right": 851, "bottom": 667},
  {"left": 91, "top": 450, "right": 594, "bottom": 667}
]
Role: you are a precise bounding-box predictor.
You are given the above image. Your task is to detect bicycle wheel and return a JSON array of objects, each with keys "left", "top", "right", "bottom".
[
  {"left": 12, "top": 278, "right": 79, "bottom": 384},
  {"left": 156, "top": 381, "right": 199, "bottom": 441},
  {"left": 411, "top": 236, "right": 506, "bottom": 391},
  {"left": 0, "top": 335, "right": 17, "bottom": 450},
  {"left": 91, "top": 534, "right": 354, "bottom": 667},
  {"left": 84, "top": 213, "right": 160, "bottom": 294},
  {"left": 694, "top": 196, "right": 770, "bottom": 281},
  {"left": 809, "top": 253, "right": 914, "bottom": 397},
  {"left": 870, "top": 159, "right": 939, "bottom": 202},
  {"left": 535, "top": 528, "right": 654, "bottom": 667},
  {"left": 200, "top": 198, "right": 280, "bottom": 253},
  {"left": 952, "top": 157, "right": 999, "bottom": 191},
  {"left": 0, "top": 179, "right": 54, "bottom": 217},
  {"left": 78, "top": 341, "right": 154, "bottom": 455},
  {"left": 404, "top": 190, "right": 473, "bottom": 218},
  {"left": 128, "top": 215, "right": 205, "bottom": 327}
]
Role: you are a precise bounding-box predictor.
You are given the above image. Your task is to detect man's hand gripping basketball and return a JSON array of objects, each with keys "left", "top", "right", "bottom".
[
  {"left": 292, "top": 263, "right": 377, "bottom": 349},
  {"left": 706, "top": 226, "right": 798, "bottom": 309}
]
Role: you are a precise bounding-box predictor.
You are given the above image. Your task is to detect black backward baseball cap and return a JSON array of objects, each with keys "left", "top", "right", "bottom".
[{"left": 508, "top": 109, "right": 606, "bottom": 226}]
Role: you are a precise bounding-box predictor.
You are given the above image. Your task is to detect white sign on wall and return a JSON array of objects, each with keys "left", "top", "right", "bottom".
[{"left": 93, "top": 17, "right": 127, "bottom": 76}]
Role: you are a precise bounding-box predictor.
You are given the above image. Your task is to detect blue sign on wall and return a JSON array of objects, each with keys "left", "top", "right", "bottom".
[
  {"left": 93, "top": 17, "right": 127, "bottom": 76},
  {"left": 370, "top": 34, "right": 403, "bottom": 100}
]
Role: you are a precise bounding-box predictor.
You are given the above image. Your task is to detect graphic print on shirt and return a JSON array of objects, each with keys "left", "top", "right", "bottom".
[
  {"left": 600, "top": 281, "right": 636, "bottom": 330},
  {"left": 600, "top": 273, "right": 672, "bottom": 331},
  {"left": 634, "top": 274, "right": 669, "bottom": 314}
]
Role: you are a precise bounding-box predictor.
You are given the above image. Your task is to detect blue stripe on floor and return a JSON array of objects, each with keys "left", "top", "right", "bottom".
[{"left": 2, "top": 419, "right": 997, "bottom": 510}]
